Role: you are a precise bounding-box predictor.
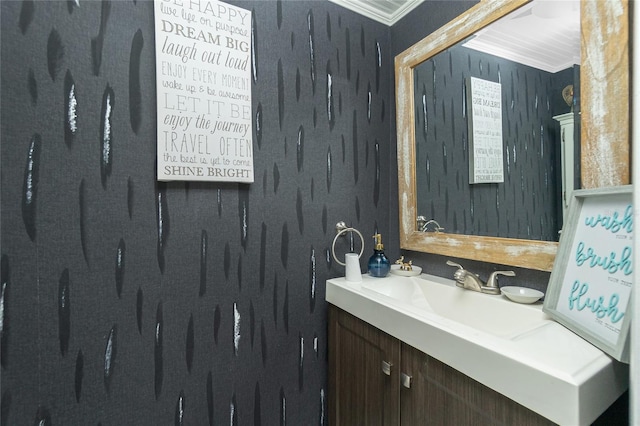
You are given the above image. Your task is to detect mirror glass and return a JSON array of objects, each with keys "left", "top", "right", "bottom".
[
  {"left": 413, "top": 0, "right": 580, "bottom": 242},
  {"left": 396, "top": 0, "right": 629, "bottom": 272}
]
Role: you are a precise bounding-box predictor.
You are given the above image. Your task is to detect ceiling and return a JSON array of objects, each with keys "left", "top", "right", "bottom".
[
  {"left": 328, "top": 0, "right": 581, "bottom": 73},
  {"left": 462, "top": 0, "right": 580, "bottom": 73},
  {"left": 327, "top": 0, "right": 424, "bottom": 26}
]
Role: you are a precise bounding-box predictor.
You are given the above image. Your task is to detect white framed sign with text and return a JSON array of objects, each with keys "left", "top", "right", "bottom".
[
  {"left": 543, "top": 185, "right": 633, "bottom": 362},
  {"left": 467, "top": 77, "right": 504, "bottom": 184},
  {"left": 154, "top": 0, "right": 253, "bottom": 182}
]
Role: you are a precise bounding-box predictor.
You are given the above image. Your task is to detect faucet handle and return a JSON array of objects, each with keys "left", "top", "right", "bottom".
[
  {"left": 486, "top": 270, "right": 516, "bottom": 289},
  {"left": 446, "top": 261, "right": 468, "bottom": 288},
  {"left": 446, "top": 260, "right": 464, "bottom": 270}
]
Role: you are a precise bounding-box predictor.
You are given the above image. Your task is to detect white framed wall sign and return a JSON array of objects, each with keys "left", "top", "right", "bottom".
[
  {"left": 154, "top": 0, "right": 253, "bottom": 182},
  {"left": 543, "top": 185, "right": 633, "bottom": 362},
  {"left": 467, "top": 77, "right": 504, "bottom": 184}
]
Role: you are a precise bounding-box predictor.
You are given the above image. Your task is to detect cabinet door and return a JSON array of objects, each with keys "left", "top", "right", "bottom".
[
  {"left": 400, "top": 343, "right": 553, "bottom": 426},
  {"left": 329, "top": 305, "right": 401, "bottom": 426}
]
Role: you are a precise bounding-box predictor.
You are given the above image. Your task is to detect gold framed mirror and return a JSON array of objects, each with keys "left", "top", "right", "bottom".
[{"left": 395, "top": 0, "right": 629, "bottom": 272}]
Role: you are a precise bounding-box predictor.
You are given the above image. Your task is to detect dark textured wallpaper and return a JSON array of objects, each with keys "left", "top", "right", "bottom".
[
  {"left": 0, "top": 0, "right": 390, "bottom": 424},
  {"left": 413, "top": 45, "right": 574, "bottom": 242}
]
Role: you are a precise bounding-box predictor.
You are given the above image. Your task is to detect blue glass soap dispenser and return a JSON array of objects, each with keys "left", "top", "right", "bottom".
[{"left": 368, "top": 233, "right": 390, "bottom": 277}]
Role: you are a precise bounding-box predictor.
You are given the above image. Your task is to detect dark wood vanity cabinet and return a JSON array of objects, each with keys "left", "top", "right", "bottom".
[
  {"left": 328, "top": 304, "right": 401, "bottom": 425},
  {"left": 399, "top": 343, "right": 553, "bottom": 426},
  {"left": 329, "top": 304, "right": 553, "bottom": 426}
]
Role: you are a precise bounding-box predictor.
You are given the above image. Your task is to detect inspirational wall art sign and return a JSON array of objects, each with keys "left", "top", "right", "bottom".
[
  {"left": 544, "top": 185, "right": 633, "bottom": 362},
  {"left": 154, "top": 0, "right": 253, "bottom": 182},
  {"left": 467, "top": 77, "right": 504, "bottom": 184}
]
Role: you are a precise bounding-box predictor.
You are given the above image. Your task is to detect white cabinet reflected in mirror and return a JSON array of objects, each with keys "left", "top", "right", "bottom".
[{"left": 553, "top": 111, "right": 577, "bottom": 223}]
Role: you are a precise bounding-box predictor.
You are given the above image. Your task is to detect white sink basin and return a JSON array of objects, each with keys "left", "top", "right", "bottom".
[
  {"left": 327, "top": 273, "right": 628, "bottom": 425},
  {"left": 363, "top": 275, "right": 548, "bottom": 338}
]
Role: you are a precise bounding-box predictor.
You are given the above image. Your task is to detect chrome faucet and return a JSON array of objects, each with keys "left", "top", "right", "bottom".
[
  {"left": 446, "top": 261, "right": 515, "bottom": 295},
  {"left": 417, "top": 216, "right": 445, "bottom": 233}
]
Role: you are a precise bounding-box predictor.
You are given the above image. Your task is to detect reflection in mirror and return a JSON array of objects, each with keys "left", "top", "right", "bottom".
[
  {"left": 395, "top": 0, "right": 629, "bottom": 272},
  {"left": 413, "top": 6, "right": 580, "bottom": 242}
]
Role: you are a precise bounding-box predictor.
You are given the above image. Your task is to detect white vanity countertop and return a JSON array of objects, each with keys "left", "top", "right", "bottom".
[{"left": 326, "top": 273, "right": 629, "bottom": 425}]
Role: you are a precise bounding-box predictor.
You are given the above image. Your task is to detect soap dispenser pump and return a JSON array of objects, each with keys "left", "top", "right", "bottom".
[{"left": 368, "top": 233, "right": 390, "bottom": 277}]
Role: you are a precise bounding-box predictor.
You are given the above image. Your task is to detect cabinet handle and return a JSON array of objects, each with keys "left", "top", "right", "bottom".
[
  {"left": 401, "top": 373, "right": 412, "bottom": 389},
  {"left": 381, "top": 360, "right": 393, "bottom": 376}
]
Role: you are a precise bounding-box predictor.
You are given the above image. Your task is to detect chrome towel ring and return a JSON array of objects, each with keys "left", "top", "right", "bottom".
[{"left": 331, "top": 223, "right": 364, "bottom": 266}]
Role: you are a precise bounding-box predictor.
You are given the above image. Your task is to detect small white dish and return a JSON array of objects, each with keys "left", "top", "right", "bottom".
[
  {"left": 500, "top": 286, "right": 544, "bottom": 304},
  {"left": 390, "top": 264, "right": 422, "bottom": 277}
]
